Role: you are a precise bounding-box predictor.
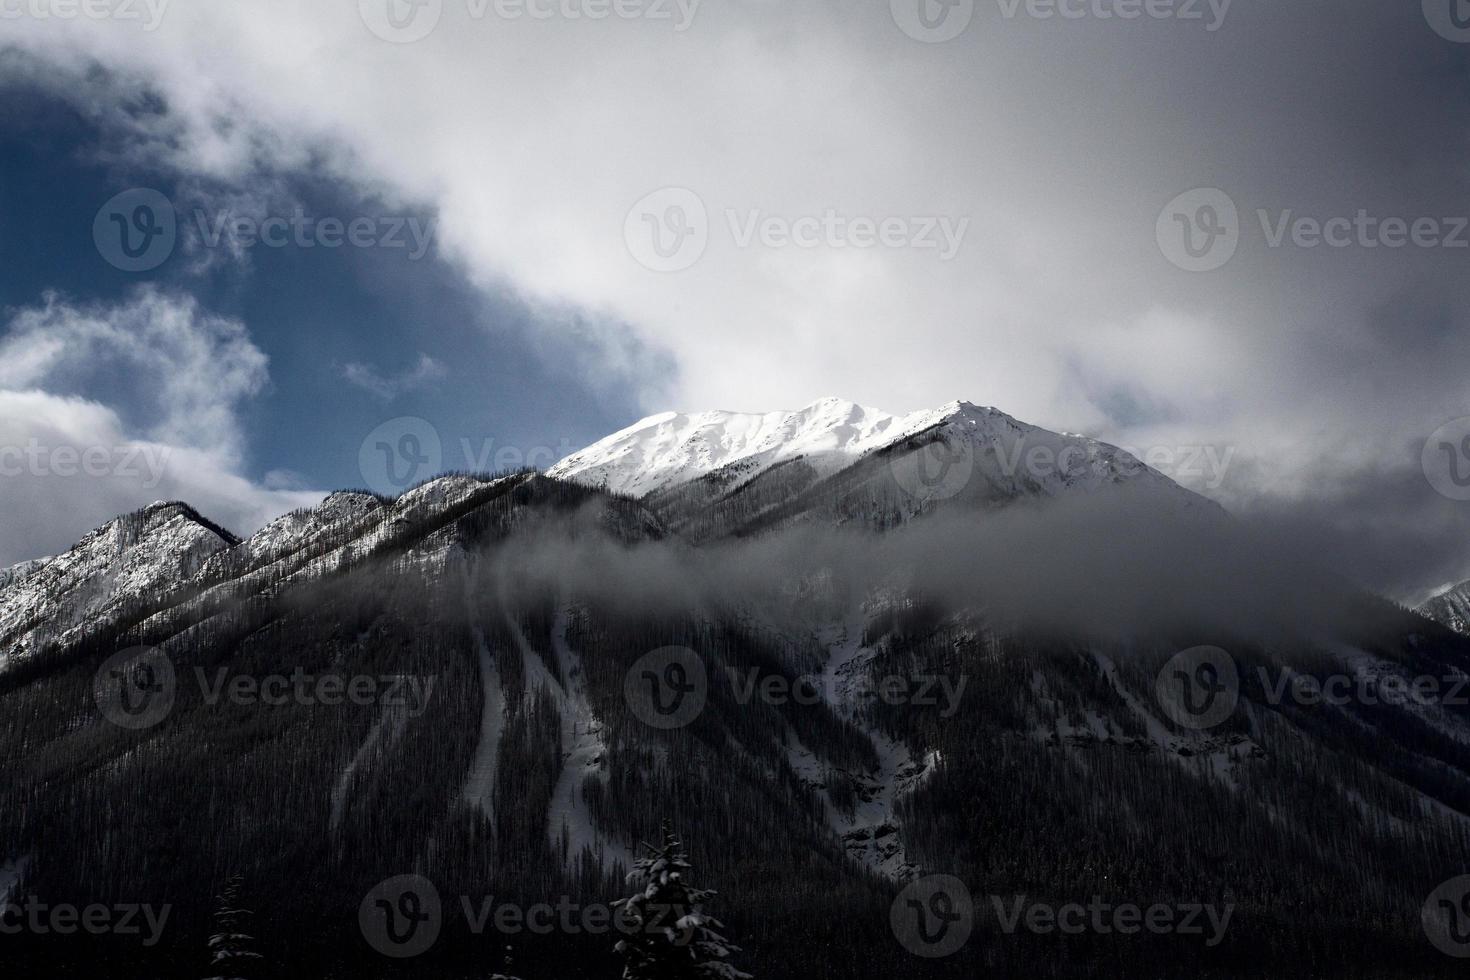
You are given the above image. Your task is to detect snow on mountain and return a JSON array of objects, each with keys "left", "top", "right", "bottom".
[
  {"left": 547, "top": 396, "right": 913, "bottom": 498},
  {"left": 548, "top": 395, "right": 1187, "bottom": 502},
  {"left": 0, "top": 502, "right": 235, "bottom": 670},
  {"left": 0, "top": 558, "right": 50, "bottom": 596},
  {"left": 0, "top": 399, "right": 1200, "bottom": 679},
  {"left": 0, "top": 474, "right": 551, "bottom": 678},
  {"left": 1419, "top": 580, "right": 1470, "bottom": 636}
]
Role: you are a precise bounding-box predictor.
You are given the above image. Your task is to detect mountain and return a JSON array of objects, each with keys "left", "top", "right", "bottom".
[
  {"left": 2, "top": 402, "right": 1469, "bottom": 979},
  {"left": 1419, "top": 581, "right": 1470, "bottom": 636},
  {"left": 552, "top": 397, "right": 1206, "bottom": 543},
  {"left": 0, "top": 502, "right": 236, "bottom": 672},
  {"left": 548, "top": 396, "right": 1187, "bottom": 502}
]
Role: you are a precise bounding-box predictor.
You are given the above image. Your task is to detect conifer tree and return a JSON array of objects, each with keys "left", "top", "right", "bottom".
[
  {"left": 612, "top": 824, "right": 752, "bottom": 980},
  {"left": 203, "top": 874, "right": 263, "bottom": 980}
]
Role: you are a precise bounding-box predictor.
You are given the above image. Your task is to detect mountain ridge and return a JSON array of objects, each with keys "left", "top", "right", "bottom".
[{"left": 547, "top": 396, "right": 1199, "bottom": 510}]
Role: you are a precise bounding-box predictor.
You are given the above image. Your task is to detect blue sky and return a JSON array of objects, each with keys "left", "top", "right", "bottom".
[{"left": 0, "top": 82, "right": 652, "bottom": 499}]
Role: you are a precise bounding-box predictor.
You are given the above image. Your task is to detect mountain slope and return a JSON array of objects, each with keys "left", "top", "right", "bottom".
[
  {"left": 0, "top": 502, "right": 236, "bottom": 672},
  {"left": 550, "top": 396, "right": 1198, "bottom": 510},
  {"left": 638, "top": 398, "right": 1209, "bottom": 541},
  {"left": 3, "top": 406, "right": 1470, "bottom": 978},
  {"left": 1419, "top": 581, "right": 1470, "bottom": 636},
  {"left": 546, "top": 396, "right": 916, "bottom": 498}
]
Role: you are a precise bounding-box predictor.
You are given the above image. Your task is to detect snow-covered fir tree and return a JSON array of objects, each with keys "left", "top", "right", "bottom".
[
  {"left": 202, "top": 874, "right": 263, "bottom": 980},
  {"left": 612, "top": 824, "right": 752, "bottom": 980}
]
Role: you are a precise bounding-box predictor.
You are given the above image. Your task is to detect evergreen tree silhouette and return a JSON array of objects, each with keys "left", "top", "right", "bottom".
[{"left": 612, "top": 823, "right": 751, "bottom": 980}]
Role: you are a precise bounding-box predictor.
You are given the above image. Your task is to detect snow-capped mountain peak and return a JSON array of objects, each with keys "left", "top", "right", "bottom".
[
  {"left": 546, "top": 397, "right": 923, "bottom": 498},
  {"left": 546, "top": 396, "right": 1173, "bottom": 503}
]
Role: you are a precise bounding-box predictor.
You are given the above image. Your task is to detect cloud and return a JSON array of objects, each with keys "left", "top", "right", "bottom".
[
  {"left": 2, "top": 4, "right": 1468, "bottom": 595},
  {"left": 342, "top": 353, "right": 448, "bottom": 402},
  {"left": 0, "top": 290, "right": 322, "bottom": 569},
  {"left": 480, "top": 491, "right": 1371, "bottom": 647},
  {"left": 0, "top": 287, "right": 270, "bottom": 458}
]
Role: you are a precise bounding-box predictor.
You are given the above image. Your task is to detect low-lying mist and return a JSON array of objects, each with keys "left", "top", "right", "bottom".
[{"left": 475, "top": 489, "right": 1386, "bottom": 647}]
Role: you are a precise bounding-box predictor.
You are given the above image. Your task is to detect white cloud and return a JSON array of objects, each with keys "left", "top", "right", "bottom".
[
  {"left": 342, "top": 353, "right": 448, "bottom": 401},
  {"left": 0, "top": 292, "right": 322, "bottom": 568},
  {"left": 0, "top": 287, "right": 268, "bottom": 458}
]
